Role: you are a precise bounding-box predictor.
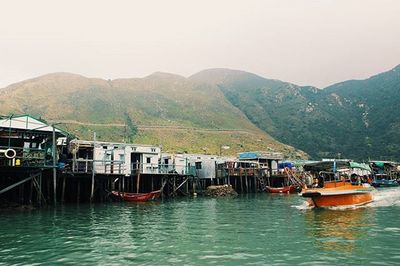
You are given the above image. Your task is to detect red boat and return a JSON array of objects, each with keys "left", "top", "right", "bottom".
[
  {"left": 265, "top": 185, "right": 296, "bottom": 193},
  {"left": 111, "top": 190, "right": 162, "bottom": 202}
]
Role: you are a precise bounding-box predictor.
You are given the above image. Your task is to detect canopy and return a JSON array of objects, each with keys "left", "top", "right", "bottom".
[
  {"left": 349, "top": 162, "right": 371, "bottom": 172},
  {"left": 303, "top": 161, "right": 350, "bottom": 172}
]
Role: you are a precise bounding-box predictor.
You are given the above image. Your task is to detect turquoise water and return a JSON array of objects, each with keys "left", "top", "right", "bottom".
[{"left": 1, "top": 188, "right": 400, "bottom": 265}]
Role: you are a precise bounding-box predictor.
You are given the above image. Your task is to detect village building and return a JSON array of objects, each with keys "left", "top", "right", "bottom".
[
  {"left": 68, "top": 139, "right": 161, "bottom": 176},
  {"left": 0, "top": 114, "right": 69, "bottom": 168},
  {"left": 238, "top": 151, "right": 283, "bottom": 176}
]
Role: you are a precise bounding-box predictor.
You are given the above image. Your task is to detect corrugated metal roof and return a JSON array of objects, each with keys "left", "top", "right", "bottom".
[{"left": 0, "top": 115, "right": 65, "bottom": 134}]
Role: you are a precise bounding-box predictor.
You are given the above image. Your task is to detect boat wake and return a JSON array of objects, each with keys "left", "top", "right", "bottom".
[
  {"left": 292, "top": 200, "right": 313, "bottom": 210},
  {"left": 367, "top": 187, "right": 400, "bottom": 208}
]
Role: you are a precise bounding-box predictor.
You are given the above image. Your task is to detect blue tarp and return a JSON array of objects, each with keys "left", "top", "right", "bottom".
[
  {"left": 278, "top": 162, "right": 293, "bottom": 169},
  {"left": 239, "top": 152, "right": 259, "bottom": 159}
]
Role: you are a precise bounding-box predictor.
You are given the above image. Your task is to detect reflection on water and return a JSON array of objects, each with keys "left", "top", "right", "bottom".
[{"left": 305, "top": 208, "right": 375, "bottom": 253}]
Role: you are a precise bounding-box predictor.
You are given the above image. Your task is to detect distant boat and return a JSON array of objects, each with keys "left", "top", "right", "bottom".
[
  {"left": 111, "top": 190, "right": 161, "bottom": 202},
  {"left": 369, "top": 161, "right": 400, "bottom": 187},
  {"left": 300, "top": 160, "right": 375, "bottom": 208},
  {"left": 265, "top": 185, "right": 296, "bottom": 193},
  {"left": 371, "top": 174, "right": 399, "bottom": 187},
  {"left": 265, "top": 167, "right": 304, "bottom": 193}
]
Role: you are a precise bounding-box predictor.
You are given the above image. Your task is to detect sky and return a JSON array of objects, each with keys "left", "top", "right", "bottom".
[{"left": 1, "top": 0, "right": 400, "bottom": 88}]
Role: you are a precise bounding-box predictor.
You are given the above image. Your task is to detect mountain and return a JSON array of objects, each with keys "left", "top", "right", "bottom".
[
  {"left": 0, "top": 72, "right": 305, "bottom": 158},
  {"left": 2, "top": 65, "right": 399, "bottom": 160},
  {"left": 191, "top": 66, "right": 400, "bottom": 160},
  {"left": 320, "top": 64, "right": 400, "bottom": 160}
]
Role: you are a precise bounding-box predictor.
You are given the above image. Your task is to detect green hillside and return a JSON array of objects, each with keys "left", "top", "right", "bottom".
[
  {"left": 320, "top": 65, "right": 400, "bottom": 160},
  {"left": 190, "top": 66, "right": 400, "bottom": 160},
  {"left": 0, "top": 72, "right": 305, "bottom": 158},
  {"left": 3, "top": 65, "right": 399, "bottom": 160}
]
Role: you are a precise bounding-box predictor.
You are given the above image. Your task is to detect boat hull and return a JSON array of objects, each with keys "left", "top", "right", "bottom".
[
  {"left": 301, "top": 182, "right": 374, "bottom": 208},
  {"left": 112, "top": 190, "right": 161, "bottom": 202},
  {"left": 303, "top": 192, "right": 373, "bottom": 208},
  {"left": 265, "top": 185, "right": 296, "bottom": 193}
]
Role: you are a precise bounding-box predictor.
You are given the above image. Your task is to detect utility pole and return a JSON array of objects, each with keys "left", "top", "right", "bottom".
[{"left": 52, "top": 125, "right": 57, "bottom": 205}]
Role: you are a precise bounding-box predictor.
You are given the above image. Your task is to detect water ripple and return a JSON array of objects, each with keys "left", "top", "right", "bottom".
[{"left": 0, "top": 193, "right": 400, "bottom": 265}]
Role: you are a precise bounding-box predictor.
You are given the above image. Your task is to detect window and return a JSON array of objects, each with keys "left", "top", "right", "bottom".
[
  {"left": 195, "top": 162, "right": 202, "bottom": 169},
  {"left": 146, "top": 157, "right": 151, "bottom": 164},
  {"left": 151, "top": 148, "right": 156, "bottom": 152}
]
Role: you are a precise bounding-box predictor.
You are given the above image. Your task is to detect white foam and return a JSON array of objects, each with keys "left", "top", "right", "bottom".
[
  {"left": 368, "top": 187, "right": 400, "bottom": 208},
  {"left": 292, "top": 201, "right": 313, "bottom": 210}
]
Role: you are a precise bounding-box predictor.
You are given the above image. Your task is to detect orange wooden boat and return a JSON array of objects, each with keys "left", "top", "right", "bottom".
[
  {"left": 111, "top": 190, "right": 161, "bottom": 202},
  {"left": 300, "top": 181, "right": 374, "bottom": 208},
  {"left": 265, "top": 185, "right": 296, "bottom": 193}
]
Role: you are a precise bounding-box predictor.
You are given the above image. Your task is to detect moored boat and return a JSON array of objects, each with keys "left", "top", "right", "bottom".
[
  {"left": 265, "top": 185, "right": 296, "bottom": 193},
  {"left": 111, "top": 190, "right": 161, "bottom": 202},
  {"left": 371, "top": 177, "right": 399, "bottom": 187},
  {"left": 369, "top": 161, "right": 400, "bottom": 187}
]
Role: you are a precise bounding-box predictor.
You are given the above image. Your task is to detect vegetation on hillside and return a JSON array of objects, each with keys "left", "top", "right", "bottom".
[
  {"left": 191, "top": 66, "right": 400, "bottom": 160},
  {"left": 0, "top": 72, "right": 304, "bottom": 158},
  {"left": 3, "top": 65, "right": 398, "bottom": 160}
]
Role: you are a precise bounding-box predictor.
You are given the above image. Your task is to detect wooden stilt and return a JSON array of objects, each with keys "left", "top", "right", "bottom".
[
  {"left": 234, "top": 176, "right": 237, "bottom": 191},
  {"left": 192, "top": 176, "right": 196, "bottom": 195},
  {"left": 20, "top": 183, "right": 24, "bottom": 204},
  {"left": 173, "top": 176, "right": 176, "bottom": 196},
  {"left": 46, "top": 177, "right": 51, "bottom": 202},
  {"left": 162, "top": 177, "right": 165, "bottom": 199},
  {"left": 29, "top": 179, "right": 33, "bottom": 204},
  {"left": 77, "top": 179, "right": 81, "bottom": 203},
  {"left": 240, "top": 175, "right": 243, "bottom": 193},
  {"left": 245, "top": 175, "right": 249, "bottom": 194},
  {"left": 61, "top": 175, "right": 66, "bottom": 203},
  {"left": 136, "top": 172, "right": 141, "bottom": 193},
  {"left": 38, "top": 174, "right": 42, "bottom": 205}
]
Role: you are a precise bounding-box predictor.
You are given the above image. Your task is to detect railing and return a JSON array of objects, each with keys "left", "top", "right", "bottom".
[
  {"left": 67, "top": 161, "right": 192, "bottom": 176},
  {"left": 215, "top": 165, "right": 266, "bottom": 179},
  {"left": 131, "top": 163, "right": 194, "bottom": 175},
  {"left": 69, "top": 159, "right": 126, "bottom": 175}
]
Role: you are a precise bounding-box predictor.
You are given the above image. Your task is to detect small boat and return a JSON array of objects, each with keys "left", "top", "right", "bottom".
[
  {"left": 265, "top": 185, "right": 296, "bottom": 193},
  {"left": 371, "top": 174, "right": 399, "bottom": 187},
  {"left": 300, "top": 181, "right": 374, "bottom": 208},
  {"left": 111, "top": 190, "right": 161, "bottom": 202},
  {"left": 300, "top": 160, "right": 375, "bottom": 208}
]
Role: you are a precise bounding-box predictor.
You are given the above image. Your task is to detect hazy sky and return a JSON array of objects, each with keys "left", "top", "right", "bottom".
[{"left": 1, "top": 0, "right": 400, "bottom": 88}]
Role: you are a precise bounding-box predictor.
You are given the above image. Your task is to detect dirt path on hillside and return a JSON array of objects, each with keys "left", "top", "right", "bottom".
[{"left": 49, "top": 120, "right": 258, "bottom": 134}]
